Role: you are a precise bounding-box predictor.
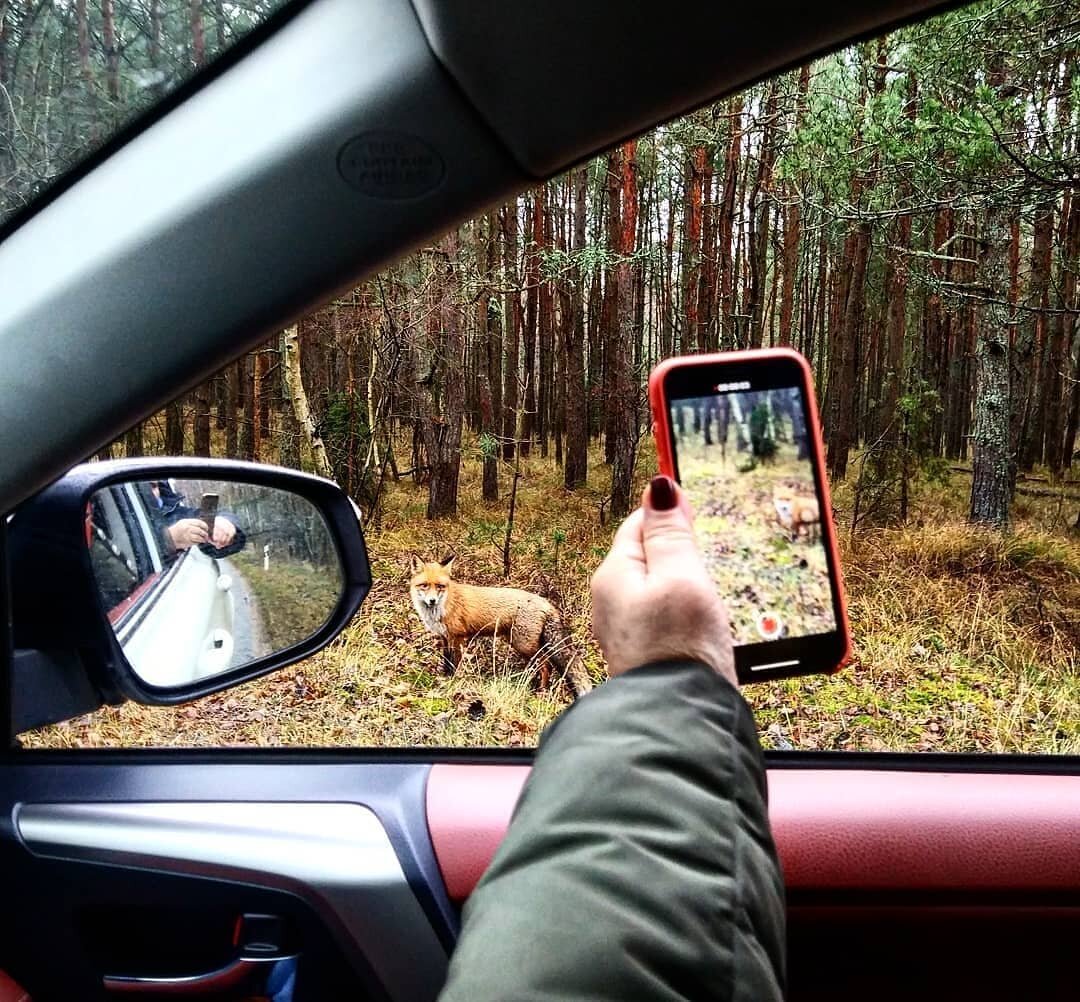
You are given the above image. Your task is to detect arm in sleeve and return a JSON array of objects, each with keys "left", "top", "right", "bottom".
[{"left": 437, "top": 661, "right": 786, "bottom": 1002}]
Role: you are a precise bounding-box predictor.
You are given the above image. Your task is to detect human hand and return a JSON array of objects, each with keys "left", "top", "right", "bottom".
[
  {"left": 211, "top": 519, "right": 236, "bottom": 549},
  {"left": 167, "top": 518, "right": 209, "bottom": 550},
  {"left": 591, "top": 475, "right": 736, "bottom": 686}
]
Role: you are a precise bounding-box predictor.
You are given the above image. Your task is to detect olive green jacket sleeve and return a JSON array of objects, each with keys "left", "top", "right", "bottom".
[{"left": 437, "top": 661, "right": 786, "bottom": 1002}]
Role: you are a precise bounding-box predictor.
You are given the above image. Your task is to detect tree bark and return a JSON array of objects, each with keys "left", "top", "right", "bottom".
[
  {"left": 282, "top": 325, "right": 334, "bottom": 480},
  {"left": 603, "top": 150, "right": 622, "bottom": 464},
  {"left": 479, "top": 216, "right": 500, "bottom": 502},
  {"left": 610, "top": 140, "right": 639, "bottom": 519},
  {"left": 193, "top": 382, "right": 211, "bottom": 456},
  {"left": 565, "top": 165, "right": 589, "bottom": 489},
  {"left": 239, "top": 353, "right": 256, "bottom": 462},
  {"left": 423, "top": 234, "right": 466, "bottom": 519},
  {"left": 166, "top": 400, "right": 185, "bottom": 454},
  {"left": 224, "top": 361, "right": 239, "bottom": 459},
  {"left": 101, "top": 0, "right": 119, "bottom": 100},
  {"left": 970, "top": 206, "right": 1014, "bottom": 527},
  {"left": 522, "top": 199, "right": 539, "bottom": 456},
  {"left": 501, "top": 202, "right": 521, "bottom": 460},
  {"left": 682, "top": 144, "right": 705, "bottom": 353},
  {"left": 718, "top": 97, "right": 743, "bottom": 349}
]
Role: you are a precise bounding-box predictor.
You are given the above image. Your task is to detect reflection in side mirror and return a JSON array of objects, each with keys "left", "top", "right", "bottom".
[{"left": 88, "top": 478, "right": 344, "bottom": 690}]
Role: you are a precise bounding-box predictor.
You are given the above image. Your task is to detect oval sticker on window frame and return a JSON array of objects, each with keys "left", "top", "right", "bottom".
[{"left": 337, "top": 131, "right": 445, "bottom": 199}]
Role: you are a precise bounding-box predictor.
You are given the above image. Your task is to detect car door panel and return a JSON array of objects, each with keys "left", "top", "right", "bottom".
[
  {"left": 426, "top": 763, "right": 1080, "bottom": 900},
  {"left": 4, "top": 756, "right": 1079, "bottom": 1000},
  {"left": 0, "top": 756, "right": 457, "bottom": 1001},
  {"left": 426, "top": 761, "right": 1080, "bottom": 1000}
]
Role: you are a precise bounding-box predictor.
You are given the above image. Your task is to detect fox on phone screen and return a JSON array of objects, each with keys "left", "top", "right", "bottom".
[
  {"left": 773, "top": 486, "right": 820, "bottom": 542},
  {"left": 409, "top": 555, "right": 592, "bottom": 697}
]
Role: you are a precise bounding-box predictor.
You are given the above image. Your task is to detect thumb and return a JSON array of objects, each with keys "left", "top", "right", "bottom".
[{"left": 641, "top": 476, "right": 702, "bottom": 577}]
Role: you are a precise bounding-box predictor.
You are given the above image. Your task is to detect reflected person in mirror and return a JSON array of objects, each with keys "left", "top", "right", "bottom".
[
  {"left": 148, "top": 481, "right": 247, "bottom": 560},
  {"left": 439, "top": 475, "right": 785, "bottom": 1001}
]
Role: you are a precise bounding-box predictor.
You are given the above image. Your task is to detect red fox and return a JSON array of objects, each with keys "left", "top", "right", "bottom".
[
  {"left": 409, "top": 555, "right": 592, "bottom": 697},
  {"left": 773, "top": 486, "right": 820, "bottom": 542}
]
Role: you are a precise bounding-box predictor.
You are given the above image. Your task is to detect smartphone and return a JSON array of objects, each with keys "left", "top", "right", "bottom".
[
  {"left": 649, "top": 348, "right": 850, "bottom": 683},
  {"left": 197, "top": 492, "right": 219, "bottom": 539}
]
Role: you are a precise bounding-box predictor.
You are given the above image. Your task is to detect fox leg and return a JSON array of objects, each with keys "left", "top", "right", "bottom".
[{"left": 441, "top": 639, "right": 461, "bottom": 676}]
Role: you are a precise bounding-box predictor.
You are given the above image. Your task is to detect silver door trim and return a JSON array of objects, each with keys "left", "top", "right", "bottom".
[{"left": 16, "top": 801, "right": 448, "bottom": 1001}]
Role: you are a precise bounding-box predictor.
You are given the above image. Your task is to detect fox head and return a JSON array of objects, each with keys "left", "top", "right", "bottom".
[
  {"left": 772, "top": 486, "right": 794, "bottom": 522},
  {"left": 409, "top": 554, "right": 455, "bottom": 621}
]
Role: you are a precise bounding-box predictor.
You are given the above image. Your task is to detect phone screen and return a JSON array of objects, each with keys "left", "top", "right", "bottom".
[
  {"left": 666, "top": 372, "right": 841, "bottom": 668},
  {"left": 198, "top": 493, "right": 219, "bottom": 538}
]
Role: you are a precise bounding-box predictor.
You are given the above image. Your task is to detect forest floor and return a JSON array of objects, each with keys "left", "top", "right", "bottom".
[{"left": 26, "top": 437, "right": 1080, "bottom": 754}]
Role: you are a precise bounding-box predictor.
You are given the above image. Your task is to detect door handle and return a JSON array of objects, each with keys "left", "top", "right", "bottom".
[{"left": 103, "top": 952, "right": 298, "bottom": 998}]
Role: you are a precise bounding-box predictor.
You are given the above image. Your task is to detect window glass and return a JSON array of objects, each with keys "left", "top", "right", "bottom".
[
  {"left": 23, "top": 0, "right": 1080, "bottom": 752},
  {"left": 0, "top": 0, "right": 290, "bottom": 225}
]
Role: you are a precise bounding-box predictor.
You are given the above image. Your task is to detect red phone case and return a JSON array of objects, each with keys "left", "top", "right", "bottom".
[{"left": 648, "top": 348, "right": 852, "bottom": 675}]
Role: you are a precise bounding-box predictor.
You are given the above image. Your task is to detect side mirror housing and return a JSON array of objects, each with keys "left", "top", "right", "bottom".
[{"left": 9, "top": 458, "right": 371, "bottom": 734}]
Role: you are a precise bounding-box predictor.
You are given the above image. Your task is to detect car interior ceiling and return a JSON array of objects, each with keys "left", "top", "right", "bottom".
[{"left": 0, "top": 0, "right": 959, "bottom": 514}]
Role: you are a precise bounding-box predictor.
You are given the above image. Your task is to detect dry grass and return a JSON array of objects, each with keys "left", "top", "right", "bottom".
[{"left": 24, "top": 437, "right": 1080, "bottom": 753}]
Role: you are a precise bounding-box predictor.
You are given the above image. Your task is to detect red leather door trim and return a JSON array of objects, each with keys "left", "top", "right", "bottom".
[
  {"left": 426, "top": 764, "right": 529, "bottom": 903},
  {"left": 0, "top": 970, "right": 31, "bottom": 1002},
  {"left": 427, "top": 765, "right": 1080, "bottom": 903}
]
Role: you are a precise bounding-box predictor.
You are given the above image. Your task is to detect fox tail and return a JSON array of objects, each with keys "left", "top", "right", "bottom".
[{"left": 540, "top": 618, "right": 594, "bottom": 699}]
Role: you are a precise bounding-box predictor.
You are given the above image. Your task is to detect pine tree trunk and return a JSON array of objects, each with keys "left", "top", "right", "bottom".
[
  {"left": 747, "top": 84, "right": 777, "bottom": 349},
  {"left": 240, "top": 354, "right": 256, "bottom": 462},
  {"left": 76, "top": 0, "right": 92, "bottom": 84},
  {"left": 970, "top": 207, "right": 1014, "bottom": 528},
  {"left": 538, "top": 195, "right": 554, "bottom": 459},
  {"left": 282, "top": 325, "right": 334, "bottom": 480},
  {"left": 1050, "top": 193, "right": 1079, "bottom": 475},
  {"left": 501, "top": 202, "right": 521, "bottom": 460},
  {"left": 224, "top": 361, "right": 239, "bottom": 458},
  {"left": 825, "top": 221, "right": 869, "bottom": 481},
  {"left": 718, "top": 97, "right": 743, "bottom": 349},
  {"left": 565, "top": 165, "right": 589, "bottom": 489},
  {"left": 1015, "top": 202, "right": 1054, "bottom": 472},
  {"left": 881, "top": 205, "right": 912, "bottom": 444},
  {"left": 522, "top": 199, "right": 539, "bottom": 457},
  {"left": 682, "top": 145, "right": 705, "bottom": 353},
  {"left": 278, "top": 334, "right": 301, "bottom": 469},
  {"left": 778, "top": 67, "right": 810, "bottom": 346},
  {"left": 124, "top": 425, "right": 143, "bottom": 458},
  {"left": 424, "top": 234, "right": 466, "bottom": 519},
  {"left": 102, "top": 0, "right": 119, "bottom": 99},
  {"left": 603, "top": 149, "right": 622, "bottom": 464},
  {"left": 257, "top": 348, "right": 272, "bottom": 443},
  {"left": 479, "top": 217, "right": 500, "bottom": 502},
  {"left": 610, "top": 140, "right": 638, "bottom": 519},
  {"left": 193, "top": 382, "right": 211, "bottom": 456},
  {"left": 166, "top": 400, "right": 185, "bottom": 454},
  {"left": 190, "top": 0, "right": 205, "bottom": 68}
]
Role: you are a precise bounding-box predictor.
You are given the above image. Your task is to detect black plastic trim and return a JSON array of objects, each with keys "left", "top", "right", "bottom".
[
  {"left": 0, "top": 759, "right": 457, "bottom": 955},
  {"left": 6, "top": 744, "right": 1080, "bottom": 777}
]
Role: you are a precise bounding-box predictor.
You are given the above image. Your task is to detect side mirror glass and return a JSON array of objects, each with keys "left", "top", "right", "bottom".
[{"left": 87, "top": 478, "right": 344, "bottom": 690}]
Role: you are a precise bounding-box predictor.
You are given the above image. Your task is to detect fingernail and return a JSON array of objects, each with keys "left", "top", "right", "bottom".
[{"left": 649, "top": 475, "right": 677, "bottom": 511}]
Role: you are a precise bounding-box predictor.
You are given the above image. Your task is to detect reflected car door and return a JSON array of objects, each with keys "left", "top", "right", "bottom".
[{"left": 91, "top": 483, "right": 236, "bottom": 687}]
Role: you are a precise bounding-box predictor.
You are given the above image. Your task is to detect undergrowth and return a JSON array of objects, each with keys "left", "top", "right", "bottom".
[{"left": 25, "top": 438, "right": 1080, "bottom": 754}]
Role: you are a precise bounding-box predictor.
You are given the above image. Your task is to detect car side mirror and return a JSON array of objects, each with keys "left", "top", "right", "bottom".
[{"left": 9, "top": 459, "right": 371, "bottom": 734}]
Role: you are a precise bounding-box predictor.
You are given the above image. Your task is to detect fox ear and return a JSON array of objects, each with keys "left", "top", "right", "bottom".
[
  {"left": 440, "top": 553, "right": 456, "bottom": 573},
  {"left": 410, "top": 554, "right": 424, "bottom": 574}
]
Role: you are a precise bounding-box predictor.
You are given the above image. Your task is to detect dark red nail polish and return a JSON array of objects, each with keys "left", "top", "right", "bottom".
[{"left": 649, "top": 475, "right": 676, "bottom": 511}]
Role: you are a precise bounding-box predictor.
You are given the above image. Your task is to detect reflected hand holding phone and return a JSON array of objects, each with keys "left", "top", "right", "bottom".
[{"left": 87, "top": 478, "right": 344, "bottom": 690}]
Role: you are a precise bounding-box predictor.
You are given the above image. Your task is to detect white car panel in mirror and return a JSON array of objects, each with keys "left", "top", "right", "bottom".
[{"left": 87, "top": 479, "right": 344, "bottom": 689}]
